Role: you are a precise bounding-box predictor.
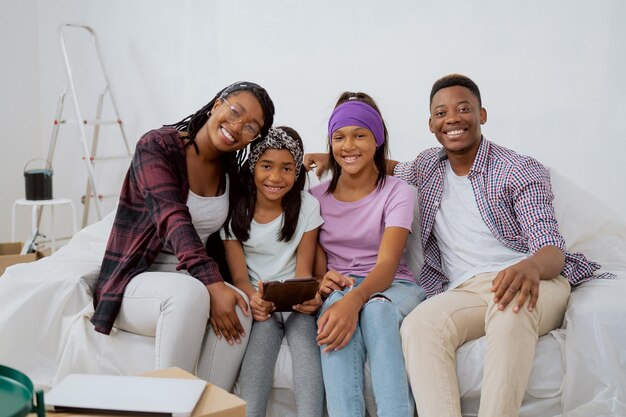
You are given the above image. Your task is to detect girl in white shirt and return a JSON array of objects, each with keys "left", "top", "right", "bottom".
[{"left": 221, "top": 126, "right": 324, "bottom": 417}]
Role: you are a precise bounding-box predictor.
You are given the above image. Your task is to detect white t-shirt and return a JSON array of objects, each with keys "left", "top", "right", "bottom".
[
  {"left": 221, "top": 191, "right": 323, "bottom": 288},
  {"left": 433, "top": 162, "right": 528, "bottom": 290}
]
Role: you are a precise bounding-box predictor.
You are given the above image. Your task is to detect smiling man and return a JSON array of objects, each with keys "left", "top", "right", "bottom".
[{"left": 394, "top": 74, "right": 605, "bottom": 417}]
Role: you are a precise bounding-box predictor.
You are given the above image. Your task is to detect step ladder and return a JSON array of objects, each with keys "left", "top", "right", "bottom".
[{"left": 49, "top": 23, "right": 133, "bottom": 228}]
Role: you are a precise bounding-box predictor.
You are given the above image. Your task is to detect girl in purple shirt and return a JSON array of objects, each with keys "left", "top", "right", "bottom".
[{"left": 310, "top": 92, "right": 425, "bottom": 417}]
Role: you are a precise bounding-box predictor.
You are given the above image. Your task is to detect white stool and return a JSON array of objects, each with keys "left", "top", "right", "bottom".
[{"left": 11, "top": 198, "right": 78, "bottom": 252}]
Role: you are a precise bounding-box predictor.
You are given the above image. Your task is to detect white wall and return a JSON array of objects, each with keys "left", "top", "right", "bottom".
[
  {"left": 1, "top": 0, "right": 625, "bottom": 245},
  {"left": 0, "top": 0, "right": 41, "bottom": 243}
]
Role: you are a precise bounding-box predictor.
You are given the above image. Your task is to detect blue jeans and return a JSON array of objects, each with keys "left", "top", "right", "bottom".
[{"left": 320, "top": 278, "right": 425, "bottom": 417}]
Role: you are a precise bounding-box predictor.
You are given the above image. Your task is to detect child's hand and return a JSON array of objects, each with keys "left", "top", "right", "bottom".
[
  {"left": 250, "top": 281, "right": 275, "bottom": 321},
  {"left": 316, "top": 292, "right": 361, "bottom": 353},
  {"left": 319, "top": 270, "right": 355, "bottom": 298},
  {"left": 293, "top": 292, "right": 322, "bottom": 315}
]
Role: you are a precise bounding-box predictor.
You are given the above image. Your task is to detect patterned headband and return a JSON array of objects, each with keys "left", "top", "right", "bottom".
[{"left": 248, "top": 127, "right": 304, "bottom": 177}]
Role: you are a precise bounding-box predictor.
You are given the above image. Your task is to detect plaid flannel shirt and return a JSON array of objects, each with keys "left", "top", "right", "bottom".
[
  {"left": 394, "top": 137, "right": 609, "bottom": 298},
  {"left": 91, "top": 128, "right": 223, "bottom": 335}
]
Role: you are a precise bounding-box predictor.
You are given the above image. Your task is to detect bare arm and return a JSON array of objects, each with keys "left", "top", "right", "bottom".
[
  {"left": 313, "top": 241, "right": 328, "bottom": 282},
  {"left": 316, "top": 241, "right": 354, "bottom": 297},
  {"left": 386, "top": 159, "right": 399, "bottom": 176},
  {"left": 294, "top": 229, "right": 318, "bottom": 278},
  {"left": 338, "top": 226, "right": 408, "bottom": 306},
  {"left": 224, "top": 240, "right": 256, "bottom": 300},
  {"left": 293, "top": 229, "right": 324, "bottom": 315},
  {"left": 223, "top": 239, "right": 273, "bottom": 322}
]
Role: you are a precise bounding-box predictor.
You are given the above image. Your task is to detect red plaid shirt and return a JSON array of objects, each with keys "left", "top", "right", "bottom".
[
  {"left": 394, "top": 137, "right": 609, "bottom": 298},
  {"left": 91, "top": 128, "right": 222, "bottom": 334}
]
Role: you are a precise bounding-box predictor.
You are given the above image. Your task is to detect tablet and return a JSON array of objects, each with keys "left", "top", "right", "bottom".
[{"left": 262, "top": 277, "right": 319, "bottom": 312}]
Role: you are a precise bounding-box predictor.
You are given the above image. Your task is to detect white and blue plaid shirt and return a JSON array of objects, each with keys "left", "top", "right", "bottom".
[{"left": 394, "top": 137, "right": 609, "bottom": 298}]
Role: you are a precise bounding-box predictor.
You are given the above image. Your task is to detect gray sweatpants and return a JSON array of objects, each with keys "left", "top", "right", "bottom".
[{"left": 238, "top": 312, "right": 324, "bottom": 417}]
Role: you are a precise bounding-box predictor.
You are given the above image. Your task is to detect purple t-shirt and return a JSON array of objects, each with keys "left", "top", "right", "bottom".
[{"left": 310, "top": 176, "right": 416, "bottom": 283}]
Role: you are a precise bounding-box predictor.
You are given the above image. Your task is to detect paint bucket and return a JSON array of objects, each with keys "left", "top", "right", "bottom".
[{"left": 24, "top": 159, "right": 53, "bottom": 200}]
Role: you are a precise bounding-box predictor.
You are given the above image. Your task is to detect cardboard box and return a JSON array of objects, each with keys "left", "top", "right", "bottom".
[
  {"left": 0, "top": 242, "right": 47, "bottom": 276},
  {"left": 45, "top": 367, "right": 246, "bottom": 417}
]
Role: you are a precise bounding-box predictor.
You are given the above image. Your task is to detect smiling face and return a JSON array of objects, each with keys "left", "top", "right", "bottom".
[
  {"left": 429, "top": 85, "right": 487, "bottom": 157},
  {"left": 254, "top": 148, "right": 297, "bottom": 205},
  {"left": 205, "top": 91, "right": 265, "bottom": 153},
  {"left": 330, "top": 126, "right": 377, "bottom": 176}
]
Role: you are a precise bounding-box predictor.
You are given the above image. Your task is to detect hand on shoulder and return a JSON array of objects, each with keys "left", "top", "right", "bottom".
[{"left": 303, "top": 153, "right": 329, "bottom": 179}]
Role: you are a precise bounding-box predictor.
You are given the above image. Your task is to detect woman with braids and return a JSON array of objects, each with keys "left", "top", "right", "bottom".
[{"left": 90, "top": 81, "right": 275, "bottom": 391}]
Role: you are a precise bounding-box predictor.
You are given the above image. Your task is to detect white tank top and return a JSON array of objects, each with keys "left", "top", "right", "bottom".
[
  {"left": 186, "top": 176, "right": 230, "bottom": 244},
  {"left": 155, "top": 176, "right": 229, "bottom": 265}
]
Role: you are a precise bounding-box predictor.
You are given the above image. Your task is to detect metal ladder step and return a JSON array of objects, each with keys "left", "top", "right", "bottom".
[
  {"left": 59, "top": 119, "right": 122, "bottom": 125},
  {"left": 47, "top": 23, "right": 133, "bottom": 229},
  {"left": 85, "top": 155, "right": 132, "bottom": 162}
]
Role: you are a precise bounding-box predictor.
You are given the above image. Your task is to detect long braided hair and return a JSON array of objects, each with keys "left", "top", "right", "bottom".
[
  {"left": 166, "top": 81, "right": 275, "bottom": 193},
  {"left": 166, "top": 82, "right": 274, "bottom": 282}
]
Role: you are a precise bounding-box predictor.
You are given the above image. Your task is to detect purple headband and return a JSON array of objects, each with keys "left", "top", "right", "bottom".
[{"left": 328, "top": 101, "right": 385, "bottom": 148}]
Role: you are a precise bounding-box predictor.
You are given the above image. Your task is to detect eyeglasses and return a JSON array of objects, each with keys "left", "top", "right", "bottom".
[{"left": 210, "top": 98, "right": 262, "bottom": 142}]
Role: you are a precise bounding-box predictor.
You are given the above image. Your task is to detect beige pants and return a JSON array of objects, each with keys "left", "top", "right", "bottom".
[{"left": 400, "top": 272, "right": 571, "bottom": 417}]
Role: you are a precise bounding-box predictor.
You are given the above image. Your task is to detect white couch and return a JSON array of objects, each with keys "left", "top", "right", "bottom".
[{"left": 1, "top": 170, "right": 625, "bottom": 417}]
